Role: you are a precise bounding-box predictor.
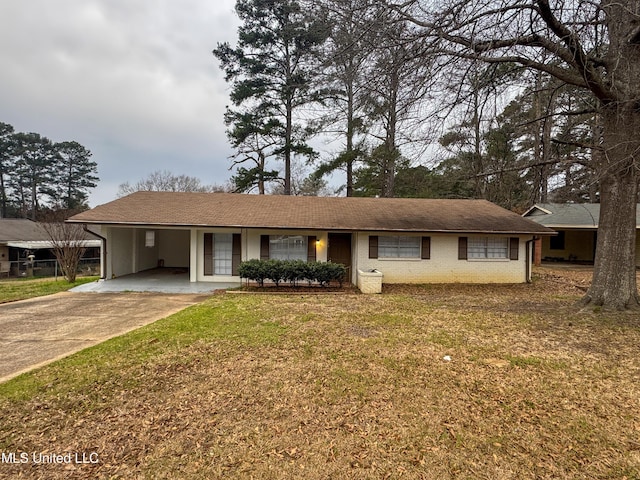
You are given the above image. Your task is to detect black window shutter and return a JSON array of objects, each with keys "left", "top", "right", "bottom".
[
  {"left": 458, "top": 237, "right": 468, "bottom": 260},
  {"left": 204, "top": 233, "right": 213, "bottom": 276},
  {"left": 369, "top": 235, "right": 378, "bottom": 259},
  {"left": 232, "top": 234, "right": 242, "bottom": 275},
  {"left": 510, "top": 237, "right": 519, "bottom": 260},
  {"left": 307, "top": 236, "right": 317, "bottom": 262},
  {"left": 260, "top": 235, "right": 270, "bottom": 260},
  {"left": 421, "top": 236, "right": 431, "bottom": 259}
]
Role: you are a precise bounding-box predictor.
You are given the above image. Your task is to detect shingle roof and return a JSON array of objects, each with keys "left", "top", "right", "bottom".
[
  {"left": 0, "top": 219, "right": 100, "bottom": 247},
  {"left": 523, "top": 203, "right": 640, "bottom": 228},
  {"left": 68, "top": 192, "right": 553, "bottom": 235},
  {"left": 0, "top": 219, "right": 51, "bottom": 242}
]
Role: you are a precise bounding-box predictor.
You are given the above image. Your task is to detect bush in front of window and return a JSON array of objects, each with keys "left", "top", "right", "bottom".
[
  {"left": 265, "top": 259, "right": 286, "bottom": 286},
  {"left": 282, "top": 260, "right": 310, "bottom": 286},
  {"left": 238, "top": 259, "right": 346, "bottom": 287},
  {"left": 238, "top": 259, "right": 270, "bottom": 287}
]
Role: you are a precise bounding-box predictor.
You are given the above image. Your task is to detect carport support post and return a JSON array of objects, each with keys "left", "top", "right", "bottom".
[{"left": 189, "top": 229, "right": 198, "bottom": 283}]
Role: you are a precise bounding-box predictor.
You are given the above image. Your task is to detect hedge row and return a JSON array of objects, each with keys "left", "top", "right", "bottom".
[{"left": 238, "top": 259, "right": 347, "bottom": 287}]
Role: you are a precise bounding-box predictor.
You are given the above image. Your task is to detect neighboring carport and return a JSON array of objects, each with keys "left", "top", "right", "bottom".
[{"left": 0, "top": 291, "right": 210, "bottom": 383}]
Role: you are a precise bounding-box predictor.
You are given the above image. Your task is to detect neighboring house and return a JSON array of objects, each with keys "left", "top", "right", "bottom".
[
  {"left": 0, "top": 219, "right": 101, "bottom": 277},
  {"left": 523, "top": 203, "right": 640, "bottom": 265},
  {"left": 69, "top": 192, "right": 553, "bottom": 285}
]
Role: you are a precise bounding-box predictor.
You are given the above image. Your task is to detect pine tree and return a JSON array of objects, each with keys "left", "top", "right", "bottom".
[
  {"left": 53, "top": 141, "right": 99, "bottom": 211},
  {"left": 0, "top": 122, "right": 14, "bottom": 218},
  {"left": 213, "top": 0, "right": 329, "bottom": 195}
]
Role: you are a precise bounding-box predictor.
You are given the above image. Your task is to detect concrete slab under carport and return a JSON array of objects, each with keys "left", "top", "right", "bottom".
[
  {"left": 0, "top": 291, "right": 211, "bottom": 383},
  {"left": 70, "top": 268, "right": 241, "bottom": 294}
]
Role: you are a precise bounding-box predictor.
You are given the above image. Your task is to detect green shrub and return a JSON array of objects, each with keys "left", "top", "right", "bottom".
[
  {"left": 238, "top": 259, "right": 346, "bottom": 287},
  {"left": 283, "top": 260, "right": 308, "bottom": 286},
  {"left": 238, "top": 259, "right": 269, "bottom": 286},
  {"left": 313, "top": 261, "right": 346, "bottom": 287},
  {"left": 265, "top": 259, "right": 286, "bottom": 286}
]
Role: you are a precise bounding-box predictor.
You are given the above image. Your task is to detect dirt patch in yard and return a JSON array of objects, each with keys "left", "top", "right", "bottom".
[{"left": 1, "top": 267, "right": 639, "bottom": 479}]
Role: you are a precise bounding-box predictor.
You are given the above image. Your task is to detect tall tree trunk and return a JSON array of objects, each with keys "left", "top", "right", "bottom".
[
  {"left": 532, "top": 80, "right": 543, "bottom": 203},
  {"left": 582, "top": 106, "right": 640, "bottom": 310},
  {"left": 258, "top": 152, "right": 266, "bottom": 195},
  {"left": 0, "top": 173, "right": 6, "bottom": 218},
  {"left": 582, "top": 1, "right": 640, "bottom": 310},
  {"left": 472, "top": 87, "right": 485, "bottom": 198},
  {"left": 531, "top": 72, "right": 554, "bottom": 203},
  {"left": 346, "top": 80, "right": 355, "bottom": 197},
  {"left": 284, "top": 97, "right": 293, "bottom": 196},
  {"left": 540, "top": 96, "right": 553, "bottom": 202},
  {"left": 30, "top": 174, "right": 37, "bottom": 221},
  {"left": 381, "top": 68, "right": 399, "bottom": 198}
]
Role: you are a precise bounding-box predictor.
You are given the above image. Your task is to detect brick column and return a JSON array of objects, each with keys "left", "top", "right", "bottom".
[{"left": 534, "top": 237, "right": 542, "bottom": 266}]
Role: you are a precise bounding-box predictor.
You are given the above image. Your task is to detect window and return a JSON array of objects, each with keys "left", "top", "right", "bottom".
[
  {"left": 468, "top": 237, "right": 509, "bottom": 259},
  {"left": 378, "top": 236, "right": 421, "bottom": 258},
  {"left": 204, "top": 233, "right": 240, "bottom": 276},
  {"left": 269, "top": 235, "right": 308, "bottom": 261},
  {"left": 213, "top": 233, "right": 233, "bottom": 275},
  {"left": 549, "top": 231, "right": 565, "bottom": 250},
  {"left": 145, "top": 231, "right": 155, "bottom": 248}
]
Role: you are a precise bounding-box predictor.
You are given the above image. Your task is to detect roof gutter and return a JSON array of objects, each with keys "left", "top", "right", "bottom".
[{"left": 66, "top": 221, "right": 555, "bottom": 236}]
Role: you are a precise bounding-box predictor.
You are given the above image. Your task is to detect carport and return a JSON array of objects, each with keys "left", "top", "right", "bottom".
[
  {"left": 71, "top": 268, "right": 240, "bottom": 293},
  {"left": 102, "top": 226, "right": 192, "bottom": 279}
]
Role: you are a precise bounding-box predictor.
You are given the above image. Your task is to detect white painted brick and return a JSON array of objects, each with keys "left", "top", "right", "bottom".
[
  {"left": 357, "top": 269, "right": 383, "bottom": 293},
  {"left": 355, "top": 233, "right": 532, "bottom": 284}
]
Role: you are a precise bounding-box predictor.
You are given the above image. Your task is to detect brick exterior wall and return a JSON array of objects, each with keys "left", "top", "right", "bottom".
[
  {"left": 355, "top": 232, "right": 532, "bottom": 284},
  {"left": 103, "top": 227, "right": 534, "bottom": 284}
]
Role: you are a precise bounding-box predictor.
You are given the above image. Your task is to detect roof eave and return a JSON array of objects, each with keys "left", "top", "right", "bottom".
[
  {"left": 522, "top": 205, "right": 553, "bottom": 216},
  {"left": 65, "top": 219, "right": 554, "bottom": 235}
]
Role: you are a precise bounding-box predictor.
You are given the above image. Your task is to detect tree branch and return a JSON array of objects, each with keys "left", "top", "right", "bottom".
[{"left": 535, "top": 0, "right": 612, "bottom": 103}]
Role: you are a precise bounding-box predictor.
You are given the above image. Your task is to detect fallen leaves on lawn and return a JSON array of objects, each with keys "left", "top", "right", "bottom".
[{"left": 1, "top": 266, "right": 639, "bottom": 479}]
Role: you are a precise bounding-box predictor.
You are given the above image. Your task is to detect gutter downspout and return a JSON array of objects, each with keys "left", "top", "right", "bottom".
[
  {"left": 525, "top": 238, "right": 535, "bottom": 283},
  {"left": 83, "top": 224, "right": 107, "bottom": 280}
]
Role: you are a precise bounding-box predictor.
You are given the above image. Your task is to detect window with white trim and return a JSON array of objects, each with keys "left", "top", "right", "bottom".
[
  {"left": 378, "top": 236, "right": 421, "bottom": 258},
  {"left": 213, "top": 233, "right": 233, "bottom": 275},
  {"left": 145, "top": 231, "right": 155, "bottom": 247},
  {"left": 468, "top": 237, "right": 509, "bottom": 259},
  {"left": 269, "top": 235, "right": 308, "bottom": 261}
]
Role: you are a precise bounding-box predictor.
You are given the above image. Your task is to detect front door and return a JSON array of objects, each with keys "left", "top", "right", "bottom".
[{"left": 327, "top": 233, "right": 352, "bottom": 282}]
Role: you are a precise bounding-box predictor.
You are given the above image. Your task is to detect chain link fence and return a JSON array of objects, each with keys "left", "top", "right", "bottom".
[{"left": 0, "top": 257, "right": 100, "bottom": 279}]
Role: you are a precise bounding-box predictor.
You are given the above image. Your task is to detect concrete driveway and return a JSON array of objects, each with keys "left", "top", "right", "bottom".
[{"left": 0, "top": 291, "right": 210, "bottom": 383}]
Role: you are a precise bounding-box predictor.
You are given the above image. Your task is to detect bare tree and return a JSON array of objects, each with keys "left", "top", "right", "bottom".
[
  {"left": 117, "top": 170, "right": 227, "bottom": 197},
  {"left": 395, "top": 0, "right": 640, "bottom": 310},
  {"left": 40, "top": 220, "right": 88, "bottom": 283},
  {"left": 361, "top": 10, "right": 436, "bottom": 197},
  {"left": 312, "top": 0, "right": 377, "bottom": 196}
]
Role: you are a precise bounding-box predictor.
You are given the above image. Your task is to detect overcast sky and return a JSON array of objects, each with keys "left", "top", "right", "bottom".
[{"left": 0, "top": 0, "right": 241, "bottom": 206}]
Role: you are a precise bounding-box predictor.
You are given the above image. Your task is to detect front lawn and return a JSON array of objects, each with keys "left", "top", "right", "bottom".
[
  {"left": 0, "top": 269, "right": 639, "bottom": 479},
  {"left": 0, "top": 276, "right": 99, "bottom": 304}
]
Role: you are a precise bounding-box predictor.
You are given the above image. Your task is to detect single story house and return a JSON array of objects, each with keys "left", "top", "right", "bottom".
[
  {"left": 523, "top": 203, "right": 640, "bottom": 266},
  {"left": 68, "top": 192, "right": 554, "bottom": 285},
  {"left": 0, "top": 218, "right": 101, "bottom": 277}
]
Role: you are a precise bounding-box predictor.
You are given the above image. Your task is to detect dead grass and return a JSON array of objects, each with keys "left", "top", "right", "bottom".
[{"left": 1, "top": 266, "right": 639, "bottom": 479}]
